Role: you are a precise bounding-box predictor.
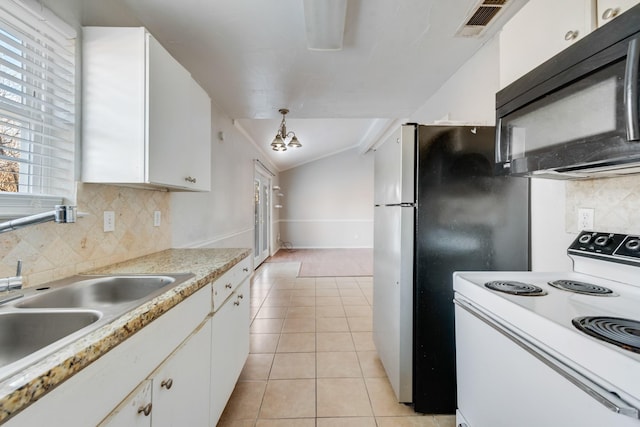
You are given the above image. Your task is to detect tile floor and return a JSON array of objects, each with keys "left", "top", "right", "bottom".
[{"left": 218, "top": 261, "right": 456, "bottom": 427}]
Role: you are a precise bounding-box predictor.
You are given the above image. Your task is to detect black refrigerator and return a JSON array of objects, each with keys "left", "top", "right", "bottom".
[{"left": 373, "top": 124, "right": 529, "bottom": 413}]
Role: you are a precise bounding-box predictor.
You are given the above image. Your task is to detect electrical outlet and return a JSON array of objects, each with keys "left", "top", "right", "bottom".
[
  {"left": 153, "top": 211, "right": 161, "bottom": 227},
  {"left": 103, "top": 211, "right": 115, "bottom": 232},
  {"left": 578, "top": 208, "right": 594, "bottom": 230}
]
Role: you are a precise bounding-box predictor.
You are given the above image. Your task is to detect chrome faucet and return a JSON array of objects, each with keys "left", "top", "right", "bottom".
[
  {"left": 0, "top": 205, "right": 77, "bottom": 234},
  {"left": 0, "top": 261, "right": 24, "bottom": 304}
]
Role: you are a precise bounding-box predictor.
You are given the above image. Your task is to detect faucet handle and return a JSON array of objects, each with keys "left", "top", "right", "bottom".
[{"left": 16, "top": 260, "right": 22, "bottom": 277}]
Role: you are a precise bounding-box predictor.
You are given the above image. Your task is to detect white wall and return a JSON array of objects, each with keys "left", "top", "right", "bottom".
[
  {"left": 278, "top": 148, "right": 374, "bottom": 249},
  {"left": 171, "top": 102, "right": 278, "bottom": 250},
  {"left": 409, "top": 37, "right": 500, "bottom": 126}
]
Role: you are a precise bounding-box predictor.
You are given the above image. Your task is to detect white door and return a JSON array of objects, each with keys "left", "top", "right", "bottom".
[{"left": 254, "top": 169, "right": 271, "bottom": 267}]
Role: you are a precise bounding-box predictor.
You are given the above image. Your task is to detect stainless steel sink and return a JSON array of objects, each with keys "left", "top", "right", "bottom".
[
  {"left": 0, "top": 272, "right": 194, "bottom": 380},
  {"left": 16, "top": 275, "right": 183, "bottom": 308},
  {"left": 0, "top": 311, "right": 100, "bottom": 367}
]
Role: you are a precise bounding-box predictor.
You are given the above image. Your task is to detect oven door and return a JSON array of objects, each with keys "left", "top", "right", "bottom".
[
  {"left": 454, "top": 295, "right": 640, "bottom": 427},
  {"left": 496, "top": 36, "right": 640, "bottom": 177}
]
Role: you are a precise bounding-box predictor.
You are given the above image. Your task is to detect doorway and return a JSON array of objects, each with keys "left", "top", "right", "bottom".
[{"left": 254, "top": 168, "right": 271, "bottom": 267}]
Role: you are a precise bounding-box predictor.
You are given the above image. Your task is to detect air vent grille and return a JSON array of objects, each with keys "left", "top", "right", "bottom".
[
  {"left": 456, "top": 0, "right": 509, "bottom": 38},
  {"left": 466, "top": 6, "right": 501, "bottom": 26}
]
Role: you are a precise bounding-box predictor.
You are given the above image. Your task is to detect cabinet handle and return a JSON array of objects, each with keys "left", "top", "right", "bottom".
[
  {"left": 185, "top": 176, "right": 197, "bottom": 183},
  {"left": 161, "top": 378, "right": 174, "bottom": 389},
  {"left": 602, "top": 7, "right": 620, "bottom": 20},
  {"left": 233, "top": 300, "right": 240, "bottom": 306},
  {"left": 137, "top": 403, "right": 152, "bottom": 416},
  {"left": 225, "top": 283, "right": 232, "bottom": 289},
  {"left": 564, "top": 30, "right": 579, "bottom": 41},
  {"left": 243, "top": 267, "right": 249, "bottom": 272},
  {"left": 237, "top": 293, "right": 244, "bottom": 299}
]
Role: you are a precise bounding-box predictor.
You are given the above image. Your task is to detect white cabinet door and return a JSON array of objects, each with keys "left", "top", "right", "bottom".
[
  {"left": 596, "top": 0, "right": 640, "bottom": 26},
  {"left": 210, "top": 279, "right": 251, "bottom": 425},
  {"left": 499, "top": 0, "right": 594, "bottom": 87},
  {"left": 152, "top": 319, "right": 212, "bottom": 427},
  {"left": 99, "top": 380, "right": 152, "bottom": 427},
  {"left": 82, "top": 27, "right": 147, "bottom": 184},
  {"left": 82, "top": 27, "right": 211, "bottom": 191},
  {"left": 185, "top": 77, "right": 212, "bottom": 191},
  {"left": 147, "top": 33, "right": 192, "bottom": 189}
]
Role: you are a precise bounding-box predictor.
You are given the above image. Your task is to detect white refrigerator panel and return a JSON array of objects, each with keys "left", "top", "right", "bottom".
[
  {"left": 373, "top": 205, "right": 414, "bottom": 402},
  {"left": 374, "top": 125, "right": 416, "bottom": 205}
]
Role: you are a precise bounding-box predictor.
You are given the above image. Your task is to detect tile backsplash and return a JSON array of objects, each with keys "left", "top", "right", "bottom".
[
  {"left": 566, "top": 175, "right": 640, "bottom": 234},
  {"left": 0, "top": 183, "right": 171, "bottom": 287}
]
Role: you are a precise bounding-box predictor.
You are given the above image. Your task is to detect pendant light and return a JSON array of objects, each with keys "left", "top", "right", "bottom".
[{"left": 270, "top": 109, "right": 302, "bottom": 151}]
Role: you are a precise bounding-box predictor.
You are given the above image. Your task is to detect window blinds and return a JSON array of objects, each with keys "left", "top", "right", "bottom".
[{"left": 0, "top": 0, "right": 76, "bottom": 218}]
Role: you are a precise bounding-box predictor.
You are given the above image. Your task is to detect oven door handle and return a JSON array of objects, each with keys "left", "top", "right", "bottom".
[{"left": 454, "top": 298, "right": 640, "bottom": 419}]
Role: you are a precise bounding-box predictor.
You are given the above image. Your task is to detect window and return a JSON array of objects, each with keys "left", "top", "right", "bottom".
[{"left": 0, "top": 1, "right": 76, "bottom": 219}]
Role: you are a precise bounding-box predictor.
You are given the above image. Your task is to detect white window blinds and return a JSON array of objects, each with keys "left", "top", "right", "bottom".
[{"left": 0, "top": 0, "right": 76, "bottom": 219}]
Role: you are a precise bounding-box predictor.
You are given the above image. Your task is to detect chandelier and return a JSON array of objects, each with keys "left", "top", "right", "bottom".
[{"left": 270, "top": 109, "right": 302, "bottom": 151}]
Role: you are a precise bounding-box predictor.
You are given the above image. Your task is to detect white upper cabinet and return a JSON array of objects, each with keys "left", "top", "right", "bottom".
[
  {"left": 82, "top": 27, "right": 211, "bottom": 191},
  {"left": 596, "top": 0, "right": 640, "bottom": 26},
  {"left": 499, "top": 0, "right": 594, "bottom": 88}
]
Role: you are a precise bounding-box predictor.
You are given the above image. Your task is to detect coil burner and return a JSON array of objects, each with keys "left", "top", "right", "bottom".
[
  {"left": 573, "top": 316, "right": 640, "bottom": 354},
  {"left": 484, "top": 281, "right": 547, "bottom": 296},
  {"left": 548, "top": 280, "right": 615, "bottom": 296}
]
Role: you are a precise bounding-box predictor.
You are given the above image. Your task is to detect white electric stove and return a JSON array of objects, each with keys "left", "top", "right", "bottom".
[{"left": 454, "top": 231, "right": 640, "bottom": 427}]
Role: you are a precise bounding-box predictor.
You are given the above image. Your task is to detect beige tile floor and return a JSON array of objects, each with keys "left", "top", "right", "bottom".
[{"left": 218, "top": 262, "right": 456, "bottom": 427}]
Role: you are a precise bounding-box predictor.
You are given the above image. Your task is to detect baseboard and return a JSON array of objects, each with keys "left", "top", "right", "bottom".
[{"left": 175, "top": 227, "right": 254, "bottom": 249}]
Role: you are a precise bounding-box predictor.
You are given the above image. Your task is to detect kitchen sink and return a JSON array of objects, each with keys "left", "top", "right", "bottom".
[
  {"left": 15, "top": 275, "right": 184, "bottom": 309},
  {"left": 0, "top": 272, "right": 194, "bottom": 380},
  {"left": 0, "top": 311, "right": 100, "bottom": 367}
]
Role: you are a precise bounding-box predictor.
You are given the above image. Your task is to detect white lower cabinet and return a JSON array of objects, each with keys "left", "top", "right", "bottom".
[
  {"left": 6, "top": 254, "right": 252, "bottom": 427},
  {"left": 151, "top": 320, "right": 211, "bottom": 426},
  {"left": 99, "top": 320, "right": 212, "bottom": 426},
  {"left": 210, "top": 279, "right": 251, "bottom": 424},
  {"left": 99, "top": 381, "right": 153, "bottom": 427}
]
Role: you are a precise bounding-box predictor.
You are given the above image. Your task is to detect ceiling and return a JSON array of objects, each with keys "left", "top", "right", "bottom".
[{"left": 81, "top": 0, "right": 525, "bottom": 171}]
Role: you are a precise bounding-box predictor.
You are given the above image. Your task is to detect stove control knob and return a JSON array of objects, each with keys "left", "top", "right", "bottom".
[
  {"left": 578, "top": 234, "right": 592, "bottom": 244},
  {"left": 594, "top": 235, "right": 610, "bottom": 246},
  {"left": 625, "top": 239, "right": 640, "bottom": 251}
]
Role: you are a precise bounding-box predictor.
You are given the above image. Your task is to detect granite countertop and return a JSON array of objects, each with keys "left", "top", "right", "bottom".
[{"left": 0, "top": 247, "right": 251, "bottom": 423}]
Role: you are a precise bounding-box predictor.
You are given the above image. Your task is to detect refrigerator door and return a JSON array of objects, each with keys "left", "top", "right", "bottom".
[
  {"left": 412, "top": 125, "right": 530, "bottom": 413},
  {"left": 374, "top": 125, "right": 416, "bottom": 205},
  {"left": 373, "top": 204, "right": 414, "bottom": 402}
]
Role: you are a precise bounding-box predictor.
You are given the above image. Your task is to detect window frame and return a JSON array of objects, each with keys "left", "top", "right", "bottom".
[{"left": 0, "top": 0, "right": 77, "bottom": 220}]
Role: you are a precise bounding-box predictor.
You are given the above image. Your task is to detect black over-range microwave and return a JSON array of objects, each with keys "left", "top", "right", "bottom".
[{"left": 496, "top": 4, "right": 640, "bottom": 179}]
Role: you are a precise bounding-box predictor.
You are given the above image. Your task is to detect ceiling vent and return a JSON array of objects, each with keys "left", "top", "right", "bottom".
[{"left": 455, "top": 0, "right": 509, "bottom": 38}]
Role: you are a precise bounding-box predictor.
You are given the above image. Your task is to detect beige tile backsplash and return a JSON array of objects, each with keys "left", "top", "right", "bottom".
[
  {"left": 566, "top": 175, "right": 640, "bottom": 234},
  {"left": 0, "top": 183, "right": 171, "bottom": 287}
]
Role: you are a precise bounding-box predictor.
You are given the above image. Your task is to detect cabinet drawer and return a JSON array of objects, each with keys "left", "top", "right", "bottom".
[{"left": 212, "top": 256, "right": 252, "bottom": 311}]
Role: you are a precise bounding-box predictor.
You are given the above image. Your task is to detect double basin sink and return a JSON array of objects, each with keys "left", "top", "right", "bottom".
[{"left": 0, "top": 273, "right": 194, "bottom": 379}]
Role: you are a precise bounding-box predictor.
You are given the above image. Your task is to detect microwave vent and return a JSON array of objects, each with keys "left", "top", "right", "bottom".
[{"left": 456, "top": 0, "right": 509, "bottom": 38}]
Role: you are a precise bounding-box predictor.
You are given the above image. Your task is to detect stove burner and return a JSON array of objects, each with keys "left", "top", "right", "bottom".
[
  {"left": 548, "top": 280, "right": 614, "bottom": 296},
  {"left": 484, "top": 281, "right": 547, "bottom": 296},
  {"left": 573, "top": 316, "right": 640, "bottom": 354}
]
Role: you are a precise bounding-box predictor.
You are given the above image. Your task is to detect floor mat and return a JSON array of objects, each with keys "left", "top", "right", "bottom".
[{"left": 266, "top": 248, "right": 373, "bottom": 277}]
